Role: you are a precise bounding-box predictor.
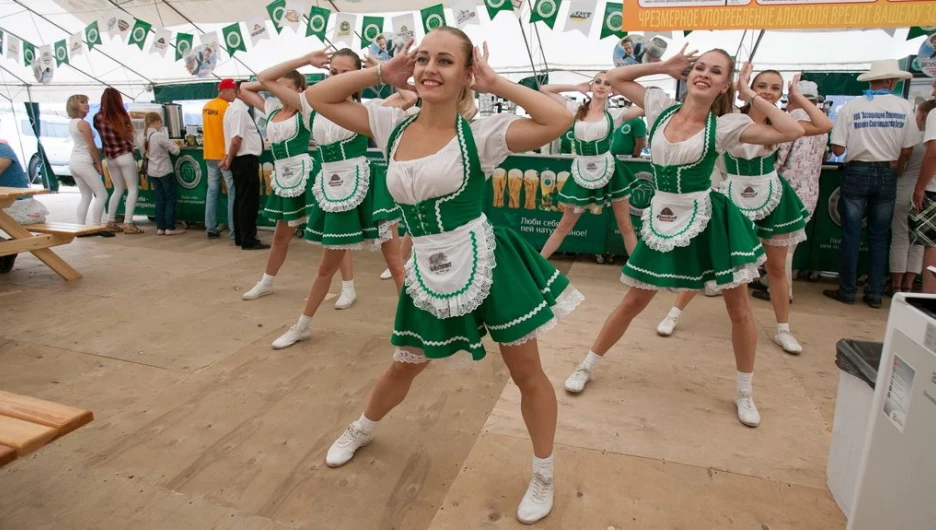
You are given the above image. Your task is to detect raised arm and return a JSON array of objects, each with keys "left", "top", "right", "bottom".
[
  {"left": 237, "top": 81, "right": 267, "bottom": 112},
  {"left": 606, "top": 43, "right": 696, "bottom": 110},
  {"left": 382, "top": 88, "right": 418, "bottom": 110},
  {"left": 736, "top": 63, "right": 805, "bottom": 145},
  {"left": 788, "top": 74, "right": 832, "bottom": 136},
  {"left": 473, "top": 43, "right": 573, "bottom": 153},
  {"left": 539, "top": 82, "right": 589, "bottom": 106},
  {"left": 259, "top": 50, "right": 330, "bottom": 112}
]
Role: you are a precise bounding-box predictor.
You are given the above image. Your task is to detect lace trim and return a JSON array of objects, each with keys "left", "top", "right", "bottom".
[
  {"left": 500, "top": 287, "right": 584, "bottom": 346},
  {"left": 393, "top": 348, "right": 430, "bottom": 364},
  {"left": 540, "top": 269, "right": 561, "bottom": 294},
  {"left": 404, "top": 220, "right": 497, "bottom": 319},
  {"left": 719, "top": 173, "right": 783, "bottom": 221},
  {"left": 287, "top": 216, "right": 309, "bottom": 227},
  {"left": 570, "top": 152, "right": 616, "bottom": 190},
  {"left": 762, "top": 229, "right": 807, "bottom": 247},
  {"left": 640, "top": 193, "right": 713, "bottom": 253},
  {"left": 392, "top": 329, "right": 484, "bottom": 349},
  {"left": 621, "top": 249, "right": 766, "bottom": 291},
  {"left": 271, "top": 155, "right": 312, "bottom": 198},
  {"left": 311, "top": 157, "right": 371, "bottom": 213}
]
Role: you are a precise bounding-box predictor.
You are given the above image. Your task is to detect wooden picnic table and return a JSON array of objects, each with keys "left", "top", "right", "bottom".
[{"left": 0, "top": 186, "right": 104, "bottom": 280}]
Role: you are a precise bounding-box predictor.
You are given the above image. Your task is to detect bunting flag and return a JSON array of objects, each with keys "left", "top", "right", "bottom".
[
  {"left": 85, "top": 21, "right": 102, "bottom": 50},
  {"left": 530, "top": 0, "right": 561, "bottom": 29},
  {"left": 128, "top": 19, "right": 152, "bottom": 50},
  {"left": 452, "top": 0, "right": 480, "bottom": 28},
  {"left": 248, "top": 19, "right": 271, "bottom": 46},
  {"left": 107, "top": 13, "right": 133, "bottom": 41},
  {"left": 281, "top": 2, "right": 303, "bottom": 32},
  {"left": 149, "top": 28, "right": 172, "bottom": 57},
  {"left": 361, "top": 16, "right": 384, "bottom": 48},
  {"left": 5, "top": 34, "right": 18, "bottom": 61},
  {"left": 200, "top": 31, "right": 220, "bottom": 55},
  {"left": 175, "top": 32, "right": 194, "bottom": 61},
  {"left": 38, "top": 45, "right": 54, "bottom": 69},
  {"left": 564, "top": 0, "right": 597, "bottom": 36},
  {"left": 54, "top": 39, "right": 68, "bottom": 66},
  {"left": 392, "top": 13, "right": 417, "bottom": 43},
  {"left": 267, "top": 0, "right": 288, "bottom": 34},
  {"left": 69, "top": 33, "right": 84, "bottom": 59},
  {"left": 22, "top": 40, "right": 35, "bottom": 67},
  {"left": 306, "top": 6, "right": 330, "bottom": 41},
  {"left": 332, "top": 13, "right": 356, "bottom": 46},
  {"left": 420, "top": 4, "right": 447, "bottom": 34},
  {"left": 484, "top": 0, "right": 514, "bottom": 21},
  {"left": 907, "top": 26, "right": 935, "bottom": 40},
  {"left": 600, "top": 3, "right": 625, "bottom": 40},
  {"left": 223, "top": 23, "right": 247, "bottom": 55}
]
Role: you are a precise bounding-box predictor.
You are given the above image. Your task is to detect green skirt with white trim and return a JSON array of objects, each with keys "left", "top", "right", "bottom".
[
  {"left": 556, "top": 163, "right": 632, "bottom": 210},
  {"left": 751, "top": 175, "right": 810, "bottom": 245},
  {"left": 622, "top": 192, "right": 766, "bottom": 291},
  {"left": 391, "top": 225, "right": 584, "bottom": 360},
  {"left": 304, "top": 161, "right": 401, "bottom": 250}
]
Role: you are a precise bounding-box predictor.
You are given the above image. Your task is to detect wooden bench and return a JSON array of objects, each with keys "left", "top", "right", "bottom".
[
  {"left": 0, "top": 391, "right": 93, "bottom": 467},
  {"left": 28, "top": 222, "right": 108, "bottom": 238}
]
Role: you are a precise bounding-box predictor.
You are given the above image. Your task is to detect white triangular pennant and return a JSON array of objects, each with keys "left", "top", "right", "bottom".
[
  {"left": 68, "top": 33, "right": 84, "bottom": 59},
  {"left": 200, "top": 31, "right": 220, "bottom": 56},
  {"left": 452, "top": 0, "right": 480, "bottom": 28},
  {"left": 282, "top": 1, "right": 303, "bottom": 32},
  {"left": 149, "top": 28, "right": 172, "bottom": 57},
  {"left": 104, "top": 12, "right": 133, "bottom": 40},
  {"left": 6, "top": 34, "right": 20, "bottom": 61},
  {"left": 248, "top": 18, "right": 271, "bottom": 47},
  {"left": 563, "top": 0, "right": 597, "bottom": 37},
  {"left": 392, "top": 13, "right": 417, "bottom": 43},
  {"left": 332, "top": 13, "right": 357, "bottom": 47}
]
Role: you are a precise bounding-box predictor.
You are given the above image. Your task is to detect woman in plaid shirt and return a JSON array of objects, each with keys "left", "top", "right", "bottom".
[{"left": 94, "top": 88, "right": 143, "bottom": 234}]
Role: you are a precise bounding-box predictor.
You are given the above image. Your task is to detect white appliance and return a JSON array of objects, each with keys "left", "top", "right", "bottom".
[{"left": 847, "top": 293, "right": 936, "bottom": 530}]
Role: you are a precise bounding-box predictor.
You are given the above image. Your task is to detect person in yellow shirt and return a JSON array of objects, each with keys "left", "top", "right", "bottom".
[{"left": 203, "top": 79, "right": 237, "bottom": 239}]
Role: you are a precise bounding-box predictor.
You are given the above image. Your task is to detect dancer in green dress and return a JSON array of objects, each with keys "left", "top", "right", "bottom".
[
  {"left": 563, "top": 48, "right": 805, "bottom": 428},
  {"left": 655, "top": 71, "right": 831, "bottom": 356},
  {"left": 538, "top": 74, "right": 643, "bottom": 258},
  {"left": 304, "top": 28, "right": 580, "bottom": 524}
]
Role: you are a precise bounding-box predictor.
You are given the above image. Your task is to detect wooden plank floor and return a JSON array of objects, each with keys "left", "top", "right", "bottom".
[{"left": 0, "top": 191, "right": 889, "bottom": 529}]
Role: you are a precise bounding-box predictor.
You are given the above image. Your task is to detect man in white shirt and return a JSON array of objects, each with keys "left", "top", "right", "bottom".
[
  {"left": 222, "top": 81, "right": 268, "bottom": 250},
  {"left": 825, "top": 60, "right": 918, "bottom": 308}
]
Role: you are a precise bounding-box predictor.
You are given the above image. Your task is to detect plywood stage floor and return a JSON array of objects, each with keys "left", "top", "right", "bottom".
[{"left": 0, "top": 191, "right": 887, "bottom": 529}]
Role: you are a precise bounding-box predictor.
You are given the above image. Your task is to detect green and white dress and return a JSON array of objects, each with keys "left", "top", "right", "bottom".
[
  {"left": 621, "top": 90, "right": 766, "bottom": 292},
  {"left": 556, "top": 102, "right": 634, "bottom": 212},
  {"left": 304, "top": 100, "right": 401, "bottom": 249},
  {"left": 262, "top": 98, "right": 315, "bottom": 226},
  {"left": 716, "top": 143, "right": 809, "bottom": 246},
  {"left": 368, "top": 106, "right": 584, "bottom": 361}
]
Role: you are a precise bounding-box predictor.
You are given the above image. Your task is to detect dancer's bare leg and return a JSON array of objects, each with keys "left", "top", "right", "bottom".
[
  {"left": 764, "top": 243, "right": 802, "bottom": 354},
  {"left": 611, "top": 199, "right": 638, "bottom": 255},
  {"left": 540, "top": 208, "right": 584, "bottom": 260},
  {"left": 656, "top": 290, "right": 698, "bottom": 336},
  {"left": 243, "top": 221, "right": 293, "bottom": 300},
  {"left": 272, "top": 248, "right": 347, "bottom": 349},
  {"left": 722, "top": 285, "right": 761, "bottom": 427}
]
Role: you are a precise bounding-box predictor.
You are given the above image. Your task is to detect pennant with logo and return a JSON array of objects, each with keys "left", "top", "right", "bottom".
[
  {"left": 306, "top": 6, "right": 330, "bottom": 41},
  {"left": 392, "top": 13, "right": 417, "bottom": 44},
  {"left": 223, "top": 23, "right": 247, "bottom": 55},
  {"left": 107, "top": 13, "right": 133, "bottom": 40},
  {"left": 267, "top": 0, "right": 288, "bottom": 34},
  {"left": 281, "top": 1, "right": 303, "bottom": 32},
  {"left": 6, "top": 34, "right": 19, "bottom": 61},
  {"left": 420, "top": 4, "right": 447, "bottom": 34},
  {"left": 600, "top": 3, "right": 625, "bottom": 40},
  {"left": 361, "top": 16, "right": 384, "bottom": 48},
  {"left": 175, "top": 32, "right": 194, "bottom": 61},
  {"left": 149, "top": 28, "right": 171, "bottom": 57},
  {"left": 332, "top": 13, "right": 357, "bottom": 47},
  {"left": 563, "top": 0, "right": 596, "bottom": 36},
  {"left": 38, "top": 45, "right": 54, "bottom": 69},
  {"left": 54, "top": 39, "right": 68, "bottom": 66},
  {"left": 69, "top": 33, "right": 84, "bottom": 59},
  {"left": 200, "top": 32, "right": 220, "bottom": 55},
  {"left": 484, "top": 0, "right": 514, "bottom": 21},
  {"left": 530, "top": 0, "right": 561, "bottom": 29},
  {"left": 452, "top": 0, "right": 480, "bottom": 28},
  {"left": 128, "top": 19, "right": 151, "bottom": 50},
  {"left": 85, "top": 21, "right": 102, "bottom": 50},
  {"left": 907, "top": 26, "right": 935, "bottom": 40},
  {"left": 22, "top": 40, "right": 35, "bottom": 67},
  {"left": 248, "top": 19, "right": 270, "bottom": 46},
  {"left": 34, "top": 45, "right": 54, "bottom": 84}
]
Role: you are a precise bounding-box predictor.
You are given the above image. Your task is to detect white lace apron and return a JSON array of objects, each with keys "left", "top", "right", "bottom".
[
  {"left": 311, "top": 157, "right": 371, "bottom": 213},
  {"left": 272, "top": 153, "right": 312, "bottom": 198},
  {"left": 571, "top": 151, "right": 615, "bottom": 190},
  {"left": 720, "top": 172, "right": 783, "bottom": 221},
  {"left": 640, "top": 190, "right": 713, "bottom": 252}
]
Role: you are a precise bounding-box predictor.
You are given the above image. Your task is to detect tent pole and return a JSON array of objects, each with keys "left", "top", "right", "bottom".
[
  {"left": 516, "top": 13, "right": 540, "bottom": 87},
  {"left": 13, "top": 0, "right": 155, "bottom": 86},
  {"left": 159, "top": 0, "right": 256, "bottom": 77},
  {"left": 749, "top": 30, "right": 766, "bottom": 63},
  {"left": 527, "top": 0, "right": 551, "bottom": 75}
]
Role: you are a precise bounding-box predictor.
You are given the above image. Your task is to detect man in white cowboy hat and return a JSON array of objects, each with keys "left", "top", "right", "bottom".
[{"left": 825, "top": 59, "right": 918, "bottom": 309}]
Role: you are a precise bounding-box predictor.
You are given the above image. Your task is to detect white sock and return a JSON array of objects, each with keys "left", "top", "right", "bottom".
[
  {"left": 342, "top": 280, "right": 355, "bottom": 292},
  {"left": 667, "top": 307, "right": 682, "bottom": 320},
  {"left": 777, "top": 322, "right": 790, "bottom": 333},
  {"left": 736, "top": 371, "right": 754, "bottom": 394},
  {"left": 297, "top": 314, "right": 313, "bottom": 329},
  {"left": 532, "top": 454, "right": 553, "bottom": 478},
  {"left": 356, "top": 413, "right": 378, "bottom": 434},
  {"left": 260, "top": 273, "right": 275, "bottom": 287},
  {"left": 581, "top": 351, "right": 602, "bottom": 371}
]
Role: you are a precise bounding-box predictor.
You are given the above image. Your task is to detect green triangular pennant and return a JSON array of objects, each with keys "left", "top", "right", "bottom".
[
  {"left": 267, "top": 0, "right": 287, "bottom": 34},
  {"left": 54, "top": 39, "right": 68, "bottom": 66},
  {"left": 22, "top": 41, "right": 35, "bottom": 67},
  {"left": 223, "top": 23, "right": 247, "bottom": 55},
  {"left": 908, "top": 26, "right": 935, "bottom": 40},
  {"left": 361, "top": 16, "right": 384, "bottom": 48},
  {"left": 306, "top": 6, "right": 330, "bottom": 40},
  {"left": 85, "top": 21, "right": 102, "bottom": 50},
  {"left": 175, "top": 33, "right": 194, "bottom": 62},
  {"left": 600, "top": 3, "right": 626, "bottom": 40},
  {"left": 128, "top": 19, "right": 151, "bottom": 50},
  {"left": 530, "top": 0, "right": 561, "bottom": 29},
  {"left": 420, "top": 4, "right": 447, "bottom": 34},
  {"left": 484, "top": 0, "right": 513, "bottom": 21}
]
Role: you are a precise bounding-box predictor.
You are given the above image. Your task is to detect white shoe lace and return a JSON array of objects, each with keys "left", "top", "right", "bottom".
[
  {"left": 737, "top": 392, "right": 756, "bottom": 412},
  {"left": 529, "top": 473, "right": 552, "bottom": 503},
  {"left": 336, "top": 423, "right": 366, "bottom": 448},
  {"left": 571, "top": 366, "right": 589, "bottom": 381}
]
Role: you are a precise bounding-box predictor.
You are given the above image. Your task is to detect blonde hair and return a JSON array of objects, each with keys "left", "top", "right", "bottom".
[
  {"left": 66, "top": 94, "right": 88, "bottom": 119},
  {"left": 458, "top": 87, "right": 476, "bottom": 120},
  {"left": 143, "top": 112, "right": 162, "bottom": 132},
  {"left": 704, "top": 49, "right": 737, "bottom": 117}
]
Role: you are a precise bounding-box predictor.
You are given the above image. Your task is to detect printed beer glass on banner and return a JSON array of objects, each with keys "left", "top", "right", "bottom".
[
  {"left": 507, "top": 168, "right": 523, "bottom": 209},
  {"left": 540, "top": 170, "right": 556, "bottom": 209},
  {"left": 492, "top": 167, "right": 507, "bottom": 208},
  {"left": 523, "top": 170, "right": 538, "bottom": 210}
]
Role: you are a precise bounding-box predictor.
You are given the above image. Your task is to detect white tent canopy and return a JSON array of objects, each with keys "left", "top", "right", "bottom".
[{"left": 0, "top": 1, "right": 927, "bottom": 103}]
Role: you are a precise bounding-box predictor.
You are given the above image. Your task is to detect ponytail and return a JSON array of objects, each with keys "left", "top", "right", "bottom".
[
  {"left": 706, "top": 50, "right": 737, "bottom": 117},
  {"left": 458, "top": 87, "right": 476, "bottom": 120}
]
